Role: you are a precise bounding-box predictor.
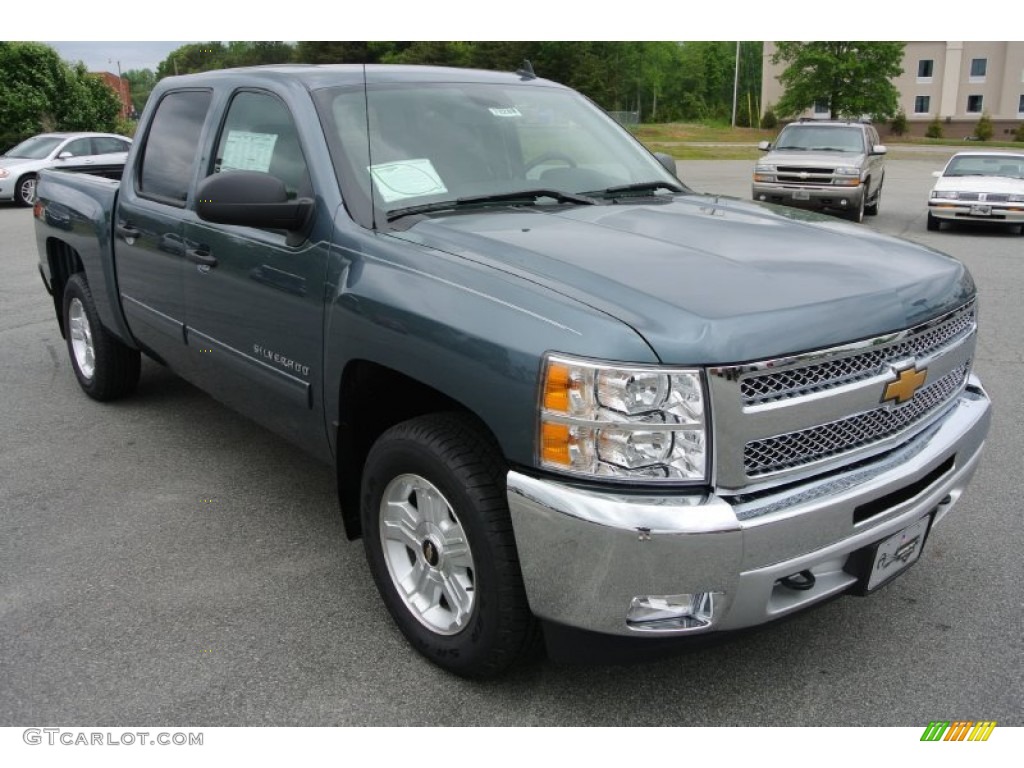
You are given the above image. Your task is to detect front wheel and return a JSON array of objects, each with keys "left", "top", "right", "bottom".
[
  {"left": 16, "top": 174, "right": 37, "bottom": 207},
  {"left": 361, "top": 413, "right": 536, "bottom": 678},
  {"left": 865, "top": 182, "right": 882, "bottom": 216},
  {"left": 845, "top": 190, "right": 866, "bottom": 223},
  {"left": 927, "top": 212, "right": 941, "bottom": 231},
  {"left": 62, "top": 274, "right": 141, "bottom": 400}
]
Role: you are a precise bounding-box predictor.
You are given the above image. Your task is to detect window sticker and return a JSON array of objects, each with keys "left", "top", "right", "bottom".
[
  {"left": 489, "top": 107, "right": 523, "bottom": 118},
  {"left": 369, "top": 158, "right": 448, "bottom": 203},
  {"left": 221, "top": 130, "right": 278, "bottom": 173}
]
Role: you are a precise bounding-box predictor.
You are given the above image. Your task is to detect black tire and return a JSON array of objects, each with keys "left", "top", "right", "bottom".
[
  {"left": 865, "top": 181, "right": 882, "bottom": 216},
  {"left": 361, "top": 413, "right": 536, "bottom": 678},
  {"left": 927, "top": 212, "right": 941, "bottom": 231},
  {"left": 62, "top": 273, "right": 141, "bottom": 401},
  {"left": 16, "top": 174, "right": 37, "bottom": 207},
  {"left": 845, "top": 190, "right": 866, "bottom": 223}
]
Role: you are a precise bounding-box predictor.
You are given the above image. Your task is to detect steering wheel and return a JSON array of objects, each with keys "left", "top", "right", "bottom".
[{"left": 524, "top": 151, "right": 578, "bottom": 175}]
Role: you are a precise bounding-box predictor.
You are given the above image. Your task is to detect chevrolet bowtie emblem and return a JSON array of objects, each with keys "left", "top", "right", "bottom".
[{"left": 882, "top": 366, "right": 928, "bottom": 405}]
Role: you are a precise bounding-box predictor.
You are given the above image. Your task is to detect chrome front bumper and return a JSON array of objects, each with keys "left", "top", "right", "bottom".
[
  {"left": 928, "top": 202, "right": 1024, "bottom": 224},
  {"left": 507, "top": 377, "right": 991, "bottom": 637}
]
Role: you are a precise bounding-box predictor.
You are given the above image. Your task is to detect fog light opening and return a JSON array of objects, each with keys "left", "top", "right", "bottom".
[
  {"left": 840, "top": 199, "right": 848, "bottom": 207},
  {"left": 779, "top": 570, "right": 816, "bottom": 591},
  {"left": 626, "top": 592, "right": 719, "bottom": 631}
]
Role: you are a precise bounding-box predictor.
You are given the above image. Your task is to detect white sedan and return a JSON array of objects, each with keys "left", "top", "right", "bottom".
[
  {"left": 927, "top": 151, "right": 1024, "bottom": 234},
  {"left": 0, "top": 132, "right": 132, "bottom": 207}
]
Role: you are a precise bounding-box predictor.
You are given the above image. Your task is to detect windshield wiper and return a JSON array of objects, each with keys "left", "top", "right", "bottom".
[
  {"left": 776, "top": 146, "right": 806, "bottom": 151},
  {"left": 811, "top": 147, "right": 855, "bottom": 152},
  {"left": 386, "top": 188, "right": 597, "bottom": 222},
  {"left": 594, "top": 180, "right": 686, "bottom": 198}
]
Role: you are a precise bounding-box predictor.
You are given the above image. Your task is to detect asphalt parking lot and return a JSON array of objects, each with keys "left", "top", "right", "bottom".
[{"left": 1, "top": 156, "right": 1021, "bottom": 726}]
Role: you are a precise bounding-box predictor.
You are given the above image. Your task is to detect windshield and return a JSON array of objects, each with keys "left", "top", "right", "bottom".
[
  {"left": 775, "top": 125, "right": 866, "bottom": 153},
  {"left": 4, "top": 135, "right": 63, "bottom": 159},
  {"left": 944, "top": 155, "right": 1024, "bottom": 179},
  {"left": 314, "top": 81, "right": 679, "bottom": 227}
]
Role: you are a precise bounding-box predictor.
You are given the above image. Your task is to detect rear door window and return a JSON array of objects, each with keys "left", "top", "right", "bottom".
[{"left": 138, "top": 90, "right": 213, "bottom": 205}]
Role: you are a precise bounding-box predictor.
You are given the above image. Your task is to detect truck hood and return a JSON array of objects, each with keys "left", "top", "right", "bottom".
[
  {"left": 762, "top": 150, "right": 867, "bottom": 170},
  {"left": 390, "top": 194, "right": 974, "bottom": 364}
]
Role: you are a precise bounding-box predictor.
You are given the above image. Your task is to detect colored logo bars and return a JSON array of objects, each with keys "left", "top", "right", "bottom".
[{"left": 921, "top": 721, "right": 997, "bottom": 741}]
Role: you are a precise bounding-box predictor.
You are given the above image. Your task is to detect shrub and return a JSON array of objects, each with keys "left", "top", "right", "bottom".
[
  {"left": 761, "top": 107, "right": 778, "bottom": 130},
  {"left": 925, "top": 117, "right": 943, "bottom": 139},
  {"left": 1015, "top": 123, "right": 1024, "bottom": 142},
  {"left": 890, "top": 110, "right": 908, "bottom": 136},
  {"left": 974, "top": 112, "right": 994, "bottom": 141}
]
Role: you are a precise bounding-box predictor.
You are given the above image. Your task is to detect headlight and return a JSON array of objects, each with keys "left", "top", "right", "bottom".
[
  {"left": 1007, "top": 194, "right": 1024, "bottom": 203},
  {"left": 834, "top": 166, "right": 860, "bottom": 176},
  {"left": 931, "top": 190, "right": 959, "bottom": 200},
  {"left": 753, "top": 164, "right": 775, "bottom": 182},
  {"left": 538, "top": 354, "right": 708, "bottom": 483},
  {"left": 0, "top": 168, "right": 9, "bottom": 179}
]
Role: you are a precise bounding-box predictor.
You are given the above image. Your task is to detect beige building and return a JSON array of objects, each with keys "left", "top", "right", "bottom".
[{"left": 762, "top": 42, "right": 1024, "bottom": 139}]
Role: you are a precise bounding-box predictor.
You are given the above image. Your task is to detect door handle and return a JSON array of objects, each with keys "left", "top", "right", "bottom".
[
  {"left": 116, "top": 222, "right": 140, "bottom": 240},
  {"left": 185, "top": 247, "right": 218, "bottom": 268}
]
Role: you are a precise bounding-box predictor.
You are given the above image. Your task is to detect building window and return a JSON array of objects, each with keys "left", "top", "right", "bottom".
[
  {"left": 813, "top": 100, "right": 829, "bottom": 116},
  {"left": 914, "top": 95, "right": 931, "bottom": 114},
  {"left": 970, "top": 58, "right": 987, "bottom": 82},
  {"left": 967, "top": 95, "right": 984, "bottom": 113},
  {"left": 917, "top": 59, "right": 934, "bottom": 82},
  {"left": 1019, "top": 94, "right": 1024, "bottom": 115}
]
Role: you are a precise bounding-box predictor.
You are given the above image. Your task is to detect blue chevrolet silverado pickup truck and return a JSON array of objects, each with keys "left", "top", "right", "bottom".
[{"left": 34, "top": 64, "right": 991, "bottom": 677}]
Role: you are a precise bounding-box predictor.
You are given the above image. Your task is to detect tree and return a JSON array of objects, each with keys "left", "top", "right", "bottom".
[
  {"left": 772, "top": 42, "right": 905, "bottom": 120},
  {"left": 123, "top": 68, "right": 156, "bottom": 114},
  {"left": 0, "top": 41, "right": 120, "bottom": 148},
  {"left": 974, "top": 112, "right": 994, "bottom": 141},
  {"left": 925, "top": 117, "right": 943, "bottom": 139}
]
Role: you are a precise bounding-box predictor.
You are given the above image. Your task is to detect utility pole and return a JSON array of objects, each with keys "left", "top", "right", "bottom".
[{"left": 731, "top": 41, "right": 741, "bottom": 128}]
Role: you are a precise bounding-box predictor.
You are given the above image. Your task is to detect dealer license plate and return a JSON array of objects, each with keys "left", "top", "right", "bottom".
[
  {"left": 867, "top": 516, "right": 930, "bottom": 590},
  {"left": 793, "top": 190, "right": 810, "bottom": 201},
  {"left": 970, "top": 204, "right": 992, "bottom": 216}
]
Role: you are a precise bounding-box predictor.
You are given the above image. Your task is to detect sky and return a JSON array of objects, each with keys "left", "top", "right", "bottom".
[
  {"left": 14, "top": 1, "right": 1017, "bottom": 75},
  {"left": 45, "top": 42, "right": 195, "bottom": 74}
]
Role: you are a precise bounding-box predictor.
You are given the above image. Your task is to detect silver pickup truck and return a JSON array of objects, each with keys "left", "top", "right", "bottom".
[{"left": 34, "top": 64, "right": 991, "bottom": 677}]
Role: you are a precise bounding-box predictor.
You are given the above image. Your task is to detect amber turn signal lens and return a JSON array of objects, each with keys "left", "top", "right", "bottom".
[
  {"left": 541, "top": 422, "right": 571, "bottom": 465},
  {"left": 543, "top": 363, "right": 572, "bottom": 412}
]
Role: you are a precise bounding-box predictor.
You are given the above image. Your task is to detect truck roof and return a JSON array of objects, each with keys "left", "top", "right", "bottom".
[{"left": 157, "top": 64, "right": 565, "bottom": 91}]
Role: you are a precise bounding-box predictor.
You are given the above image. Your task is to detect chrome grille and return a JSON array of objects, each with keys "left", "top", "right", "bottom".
[
  {"left": 956, "top": 192, "right": 1009, "bottom": 202},
  {"left": 743, "top": 363, "right": 970, "bottom": 477},
  {"left": 741, "top": 302, "right": 976, "bottom": 406}
]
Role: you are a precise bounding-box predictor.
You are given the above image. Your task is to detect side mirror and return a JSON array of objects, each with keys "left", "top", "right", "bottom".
[
  {"left": 871, "top": 145, "right": 888, "bottom": 156},
  {"left": 932, "top": 170, "right": 943, "bottom": 178},
  {"left": 196, "top": 171, "right": 312, "bottom": 235},
  {"left": 654, "top": 152, "right": 678, "bottom": 177},
  {"left": 758, "top": 141, "right": 772, "bottom": 151},
  {"left": 57, "top": 151, "right": 73, "bottom": 160}
]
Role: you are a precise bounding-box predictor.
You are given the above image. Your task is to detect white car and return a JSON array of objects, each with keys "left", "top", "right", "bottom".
[
  {"left": 927, "top": 151, "right": 1024, "bottom": 234},
  {"left": 0, "top": 132, "right": 132, "bottom": 207}
]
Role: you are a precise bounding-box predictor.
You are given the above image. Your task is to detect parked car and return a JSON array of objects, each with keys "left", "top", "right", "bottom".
[
  {"left": 752, "top": 119, "right": 886, "bottom": 222},
  {"left": 927, "top": 151, "right": 1024, "bottom": 233},
  {"left": 34, "top": 65, "right": 990, "bottom": 677},
  {"left": 0, "top": 132, "right": 132, "bottom": 206}
]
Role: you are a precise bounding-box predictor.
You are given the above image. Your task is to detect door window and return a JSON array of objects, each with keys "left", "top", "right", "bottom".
[
  {"left": 138, "top": 90, "right": 212, "bottom": 204},
  {"left": 61, "top": 138, "right": 93, "bottom": 157},
  {"left": 212, "top": 90, "right": 311, "bottom": 203},
  {"left": 93, "top": 136, "right": 130, "bottom": 154}
]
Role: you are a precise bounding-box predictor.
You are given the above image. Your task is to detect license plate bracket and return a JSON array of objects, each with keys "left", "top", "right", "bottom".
[
  {"left": 970, "top": 204, "right": 992, "bottom": 216},
  {"left": 793, "top": 190, "right": 810, "bottom": 201},
  {"left": 845, "top": 513, "right": 933, "bottom": 595}
]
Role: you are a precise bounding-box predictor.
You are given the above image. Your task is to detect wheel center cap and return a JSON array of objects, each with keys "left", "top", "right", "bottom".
[{"left": 422, "top": 539, "right": 440, "bottom": 567}]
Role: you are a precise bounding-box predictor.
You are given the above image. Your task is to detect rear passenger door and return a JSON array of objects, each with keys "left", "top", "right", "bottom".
[
  {"left": 182, "top": 89, "right": 329, "bottom": 454},
  {"left": 115, "top": 89, "right": 213, "bottom": 371}
]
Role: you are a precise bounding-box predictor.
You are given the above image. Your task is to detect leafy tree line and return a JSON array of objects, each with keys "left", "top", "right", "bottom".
[
  {"left": 0, "top": 42, "right": 123, "bottom": 150},
  {"left": 146, "top": 41, "right": 763, "bottom": 124}
]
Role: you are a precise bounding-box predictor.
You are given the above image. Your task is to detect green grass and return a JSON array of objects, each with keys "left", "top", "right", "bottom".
[
  {"left": 643, "top": 142, "right": 761, "bottom": 160},
  {"left": 888, "top": 136, "right": 1024, "bottom": 149},
  {"left": 631, "top": 122, "right": 775, "bottom": 144}
]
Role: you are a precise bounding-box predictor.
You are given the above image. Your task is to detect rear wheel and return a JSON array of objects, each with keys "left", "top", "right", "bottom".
[
  {"left": 927, "top": 212, "right": 941, "bottom": 231},
  {"left": 62, "top": 274, "right": 141, "bottom": 400},
  {"left": 361, "top": 413, "right": 536, "bottom": 678},
  {"left": 16, "top": 174, "right": 37, "bottom": 207}
]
